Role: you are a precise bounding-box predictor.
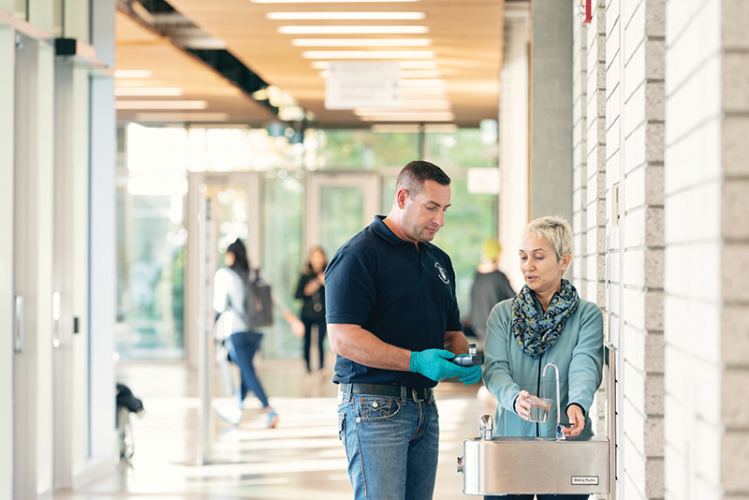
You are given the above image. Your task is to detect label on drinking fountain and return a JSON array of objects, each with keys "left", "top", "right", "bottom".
[{"left": 571, "top": 476, "right": 599, "bottom": 485}]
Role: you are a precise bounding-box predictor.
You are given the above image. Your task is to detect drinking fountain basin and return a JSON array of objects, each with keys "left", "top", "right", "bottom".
[{"left": 457, "top": 421, "right": 609, "bottom": 496}]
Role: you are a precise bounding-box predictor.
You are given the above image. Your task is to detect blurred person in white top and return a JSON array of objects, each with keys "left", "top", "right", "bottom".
[{"left": 213, "top": 238, "right": 303, "bottom": 428}]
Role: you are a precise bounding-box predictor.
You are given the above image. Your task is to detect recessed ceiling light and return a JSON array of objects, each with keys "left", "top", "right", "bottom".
[
  {"left": 267, "top": 12, "right": 425, "bottom": 20},
  {"left": 279, "top": 26, "right": 429, "bottom": 34},
  {"left": 114, "top": 70, "right": 153, "bottom": 78},
  {"left": 115, "top": 88, "right": 184, "bottom": 96},
  {"left": 115, "top": 101, "right": 208, "bottom": 110},
  {"left": 399, "top": 78, "right": 445, "bottom": 87},
  {"left": 292, "top": 38, "right": 431, "bottom": 47},
  {"left": 302, "top": 50, "right": 434, "bottom": 59},
  {"left": 253, "top": 0, "right": 419, "bottom": 2}
]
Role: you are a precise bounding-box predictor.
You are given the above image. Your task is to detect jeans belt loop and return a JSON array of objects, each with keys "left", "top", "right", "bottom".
[{"left": 412, "top": 388, "right": 424, "bottom": 403}]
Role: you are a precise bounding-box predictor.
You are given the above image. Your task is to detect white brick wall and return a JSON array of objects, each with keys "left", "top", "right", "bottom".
[
  {"left": 573, "top": 0, "right": 667, "bottom": 498},
  {"left": 662, "top": 0, "right": 749, "bottom": 497},
  {"left": 573, "top": 0, "right": 589, "bottom": 296}
]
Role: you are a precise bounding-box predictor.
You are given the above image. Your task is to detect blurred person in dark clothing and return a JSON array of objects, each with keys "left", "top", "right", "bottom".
[
  {"left": 295, "top": 246, "right": 328, "bottom": 373},
  {"left": 465, "top": 239, "right": 515, "bottom": 342}
]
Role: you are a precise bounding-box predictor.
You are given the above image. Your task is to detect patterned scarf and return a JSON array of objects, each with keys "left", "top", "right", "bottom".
[{"left": 511, "top": 279, "right": 579, "bottom": 358}]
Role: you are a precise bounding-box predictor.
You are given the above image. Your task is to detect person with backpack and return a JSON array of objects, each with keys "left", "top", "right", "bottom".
[{"left": 213, "top": 238, "right": 304, "bottom": 428}]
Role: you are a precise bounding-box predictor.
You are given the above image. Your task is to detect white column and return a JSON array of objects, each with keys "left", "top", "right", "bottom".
[
  {"left": 498, "top": 4, "right": 530, "bottom": 290},
  {"left": 0, "top": 19, "right": 15, "bottom": 500}
]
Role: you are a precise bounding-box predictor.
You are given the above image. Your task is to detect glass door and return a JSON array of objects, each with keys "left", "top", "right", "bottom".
[
  {"left": 305, "top": 172, "right": 380, "bottom": 258},
  {"left": 185, "top": 172, "right": 262, "bottom": 370}
]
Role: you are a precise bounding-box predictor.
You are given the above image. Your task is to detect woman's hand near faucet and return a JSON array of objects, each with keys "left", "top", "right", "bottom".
[
  {"left": 514, "top": 390, "right": 532, "bottom": 420},
  {"left": 563, "top": 404, "right": 585, "bottom": 437}
]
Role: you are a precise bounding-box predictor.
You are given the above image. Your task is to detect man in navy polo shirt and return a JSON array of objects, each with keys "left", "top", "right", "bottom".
[{"left": 326, "top": 160, "right": 482, "bottom": 500}]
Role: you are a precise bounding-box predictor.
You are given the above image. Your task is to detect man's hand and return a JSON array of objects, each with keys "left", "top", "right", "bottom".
[
  {"left": 410, "top": 349, "right": 467, "bottom": 381},
  {"left": 457, "top": 363, "right": 482, "bottom": 385}
]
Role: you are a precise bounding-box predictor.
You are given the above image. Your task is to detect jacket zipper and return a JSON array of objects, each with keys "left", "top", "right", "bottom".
[{"left": 536, "top": 353, "right": 543, "bottom": 437}]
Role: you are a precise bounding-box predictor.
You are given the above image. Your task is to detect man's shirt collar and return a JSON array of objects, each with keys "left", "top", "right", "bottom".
[{"left": 371, "top": 215, "right": 432, "bottom": 249}]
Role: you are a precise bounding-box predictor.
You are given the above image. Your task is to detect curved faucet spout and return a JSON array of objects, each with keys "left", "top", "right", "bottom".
[{"left": 543, "top": 362, "right": 564, "bottom": 440}]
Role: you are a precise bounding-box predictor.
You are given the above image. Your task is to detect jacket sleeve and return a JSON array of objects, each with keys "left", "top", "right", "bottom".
[
  {"left": 483, "top": 303, "right": 522, "bottom": 414},
  {"left": 567, "top": 302, "right": 604, "bottom": 415},
  {"left": 295, "top": 274, "right": 308, "bottom": 300}
]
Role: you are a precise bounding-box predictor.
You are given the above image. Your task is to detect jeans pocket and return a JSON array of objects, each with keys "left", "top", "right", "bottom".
[
  {"left": 354, "top": 396, "right": 401, "bottom": 422},
  {"left": 430, "top": 398, "right": 439, "bottom": 417}
]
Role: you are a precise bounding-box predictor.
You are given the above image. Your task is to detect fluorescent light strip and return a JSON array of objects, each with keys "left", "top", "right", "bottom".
[
  {"left": 114, "top": 70, "right": 153, "bottom": 78},
  {"left": 292, "top": 38, "right": 431, "bottom": 47},
  {"left": 115, "top": 87, "right": 184, "bottom": 97},
  {"left": 302, "top": 50, "right": 434, "bottom": 59},
  {"left": 279, "top": 26, "right": 428, "bottom": 34},
  {"left": 355, "top": 102, "right": 451, "bottom": 113},
  {"left": 116, "top": 100, "right": 208, "bottom": 110},
  {"left": 267, "top": 12, "right": 425, "bottom": 20},
  {"left": 311, "top": 60, "right": 437, "bottom": 69},
  {"left": 359, "top": 112, "right": 455, "bottom": 122},
  {"left": 134, "top": 113, "right": 229, "bottom": 122},
  {"left": 253, "top": 0, "right": 420, "bottom": 2},
  {"left": 400, "top": 87, "right": 447, "bottom": 96},
  {"left": 399, "top": 61, "right": 437, "bottom": 69}
]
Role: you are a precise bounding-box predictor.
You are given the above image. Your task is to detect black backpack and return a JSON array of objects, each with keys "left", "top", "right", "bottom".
[{"left": 240, "top": 269, "right": 274, "bottom": 329}]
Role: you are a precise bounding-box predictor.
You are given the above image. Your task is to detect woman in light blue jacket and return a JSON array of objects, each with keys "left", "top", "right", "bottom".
[{"left": 483, "top": 216, "right": 603, "bottom": 500}]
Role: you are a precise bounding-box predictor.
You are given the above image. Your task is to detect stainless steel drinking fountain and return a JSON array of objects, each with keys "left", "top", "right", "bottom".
[{"left": 457, "top": 346, "right": 617, "bottom": 497}]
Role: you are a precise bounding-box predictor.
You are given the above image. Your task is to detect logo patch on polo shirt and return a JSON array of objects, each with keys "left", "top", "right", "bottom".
[{"left": 434, "top": 262, "right": 450, "bottom": 284}]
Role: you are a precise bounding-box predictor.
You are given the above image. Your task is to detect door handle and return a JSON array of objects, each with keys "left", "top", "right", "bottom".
[{"left": 14, "top": 295, "right": 24, "bottom": 353}]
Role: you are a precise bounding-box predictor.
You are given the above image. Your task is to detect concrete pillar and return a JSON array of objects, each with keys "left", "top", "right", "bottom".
[{"left": 529, "top": 0, "right": 574, "bottom": 221}]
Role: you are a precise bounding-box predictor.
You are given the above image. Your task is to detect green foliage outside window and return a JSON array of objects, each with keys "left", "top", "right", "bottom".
[{"left": 317, "top": 130, "right": 420, "bottom": 168}]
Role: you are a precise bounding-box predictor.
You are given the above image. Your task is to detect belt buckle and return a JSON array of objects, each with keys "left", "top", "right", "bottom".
[{"left": 411, "top": 388, "right": 423, "bottom": 403}]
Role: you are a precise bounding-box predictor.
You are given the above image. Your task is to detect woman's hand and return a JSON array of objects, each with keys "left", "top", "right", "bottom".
[
  {"left": 291, "top": 318, "right": 306, "bottom": 338},
  {"left": 304, "top": 278, "right": 321, "bottom": 296},
  {"left": 317, "top": 272, "right": 325, "bottom": 285},
  {"left": 563, "top": 404, "right": 585, "bottom": 437},
  {"left": 514, "top": 390, "right": 532, "bottom": 420}
]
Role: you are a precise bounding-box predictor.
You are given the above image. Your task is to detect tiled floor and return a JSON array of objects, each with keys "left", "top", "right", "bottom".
[{"left": 54, "top": 356, "right": 496, "bottom": 500}]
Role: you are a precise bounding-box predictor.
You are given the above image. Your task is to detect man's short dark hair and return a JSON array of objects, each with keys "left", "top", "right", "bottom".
[{"left": 395, "top": 161, "right": 451, "bottom": 196}]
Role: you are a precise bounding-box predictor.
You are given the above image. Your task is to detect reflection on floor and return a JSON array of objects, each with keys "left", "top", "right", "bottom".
[{"left": 54, "top": 356, "right": 496, "bottom": 500}]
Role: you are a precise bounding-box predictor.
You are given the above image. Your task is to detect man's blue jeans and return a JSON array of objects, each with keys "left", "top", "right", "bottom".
[{"left": 337, "top": 386, "right": 440, "bottom": 500}]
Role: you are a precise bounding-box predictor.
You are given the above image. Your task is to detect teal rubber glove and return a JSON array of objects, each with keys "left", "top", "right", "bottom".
[
  {"left": 410, "top": 349, "right": 469, "bottom": 382},
  {"left": 457, "top": 360, "right": 482, "bottom": 385}
]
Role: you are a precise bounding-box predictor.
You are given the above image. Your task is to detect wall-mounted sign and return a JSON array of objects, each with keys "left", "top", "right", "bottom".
[
  {"left": 324, "top": 62, "right": 401, "bottom": 110},
  {"left": 467, "top": 168, "right": 500, "bottom": 194}
]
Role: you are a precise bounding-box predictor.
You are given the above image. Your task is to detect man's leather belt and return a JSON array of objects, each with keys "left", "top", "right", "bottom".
[{"left": 340, "top": 383, "right": 432, "bottom": 401}]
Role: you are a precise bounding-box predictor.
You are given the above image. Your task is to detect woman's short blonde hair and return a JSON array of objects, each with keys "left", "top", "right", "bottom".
[{"left": 521, "top": 216, "right": 574, "bottom": 268}]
